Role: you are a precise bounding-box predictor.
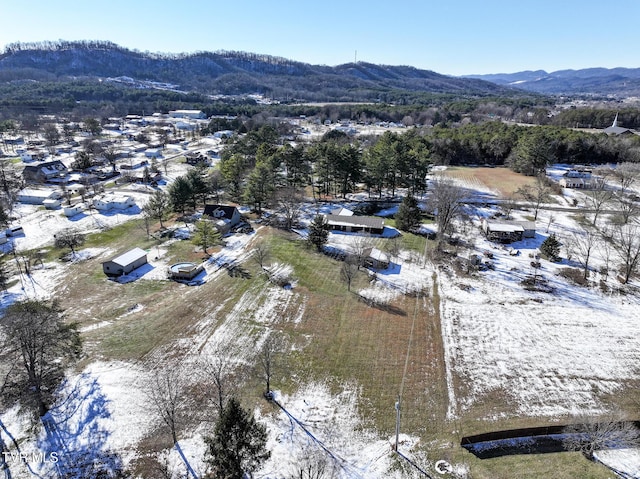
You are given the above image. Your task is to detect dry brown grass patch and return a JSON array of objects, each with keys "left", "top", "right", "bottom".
[{"left": 442, "top": 167, "right": 537, "bottom": 197}]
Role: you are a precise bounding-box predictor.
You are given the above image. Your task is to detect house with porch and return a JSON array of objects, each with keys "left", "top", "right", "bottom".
[
  {"left": 325, "top": 214, "right": 385, "bottom": 235},
  {"left": 482, "top": 219, "right": 536, "bottom": 243}
]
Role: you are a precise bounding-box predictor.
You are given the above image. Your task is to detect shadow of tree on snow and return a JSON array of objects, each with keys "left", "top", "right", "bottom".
[{"left": 38, "top": 373, "right": 124, "bottom": 478}]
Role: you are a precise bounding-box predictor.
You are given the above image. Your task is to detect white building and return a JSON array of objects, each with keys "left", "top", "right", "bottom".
[
  {"left": 92, "top": 194, "right": 136, "bottom": 211},
  {"left": 169, "top": 110, "right": 206, "bottom": 119},
  {"left": 17, "top": 188, "right": 63, "bottom": 205}
]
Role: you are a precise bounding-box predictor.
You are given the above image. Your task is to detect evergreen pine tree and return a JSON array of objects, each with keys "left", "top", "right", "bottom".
[
  {"left": 193, "top": 219, "right": 220, "bottom": 255},
  {"left": 307, "top": 215, "right": 329, "bottom": 252},
  {"left": 395, "top": 194, "right": 422, "bottom": 231},
  {"left": 204, "top": 398, "right": 270, "bottom": 479},
  {"left": 540, "top": 233, "right": 561, "bottom": 262}
]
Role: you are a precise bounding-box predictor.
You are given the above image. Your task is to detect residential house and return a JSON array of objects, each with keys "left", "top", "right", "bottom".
[
  {"left": 92, "top": 194, "right": 136, "bottom": 211},
  {"left": 203, "top": 204, "right": 242, "bottom": 234},
  {"left": 325, "top": 214, "right": 385, "bottom": 235},
  {"left": 17, "top": 188, "right": 63, "bottom": 205},
  {"left": 144, "top": 148, "right": 163, "bottom": 158},
  {"left": 185, "top": 152, "right": 211, "bottom": 166},
  {"left": 22, "top": 160, "right": 67, "bottom": 183},
  {"left": 102, "top": 247, "right": 148, "bottom": 277},
  {"left": 16, "top": 149, "right": 33, "bottom": 162},
  {"left": 482, "top": 219, "right": 536, "bottom": 243},
  {"left": 169, "top": 110, "right": 206, "bottom": 119},
  {"left": 558, "top": 169, "right": 605, "bottom": 189}
]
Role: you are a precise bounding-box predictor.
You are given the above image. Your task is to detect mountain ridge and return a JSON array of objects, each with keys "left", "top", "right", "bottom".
[
  {"left": 0, "top": 40, "right": 523, "bottom": 102},
  {"left": 465, "top": 67, "right": 640, "bottom": 96}
]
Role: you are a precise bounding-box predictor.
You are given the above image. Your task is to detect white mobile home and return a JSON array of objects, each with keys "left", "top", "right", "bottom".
[
  {"left": 92, "top": 194, "right": 136, "bottom": 211},
  {"left": 17, "top": 188, "right": 63, "bottom": 205}
]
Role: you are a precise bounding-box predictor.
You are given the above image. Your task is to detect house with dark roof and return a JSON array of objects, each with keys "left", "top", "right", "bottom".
[
  {"left": 22, "top": 160, "right": 68, "bottom": 183},
  {"left": 203, "top": 204, "right": 241, "bottom": 234},
  {"left": 325, "top": 214, "right": 385, "bottom": 235}
]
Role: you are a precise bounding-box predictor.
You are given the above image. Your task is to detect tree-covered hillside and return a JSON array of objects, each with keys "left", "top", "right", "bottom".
[{"left": 0, "top": 40, "right": 525, "bottom": 103}]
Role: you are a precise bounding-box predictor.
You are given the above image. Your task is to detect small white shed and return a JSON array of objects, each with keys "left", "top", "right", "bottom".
[{"left": 63, "top": 204, "right": 85, "bottom": 217}]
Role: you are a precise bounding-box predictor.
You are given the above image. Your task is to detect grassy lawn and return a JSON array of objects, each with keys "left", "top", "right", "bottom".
[{"left": 46, "top": 219, "right": 618, "bottom": 479}]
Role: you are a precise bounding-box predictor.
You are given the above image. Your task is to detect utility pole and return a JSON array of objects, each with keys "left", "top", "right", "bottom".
[{"left": 394, "top": 397, "right": 401, "bottom": 451}]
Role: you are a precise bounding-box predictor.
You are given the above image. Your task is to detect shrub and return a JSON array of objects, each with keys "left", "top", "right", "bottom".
[{"left": 558, "top": 267, "right": 589, "bottom": 286}]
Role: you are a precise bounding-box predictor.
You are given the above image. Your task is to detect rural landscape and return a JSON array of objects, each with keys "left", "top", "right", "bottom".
[{"left": 0, "top": 39, "right": 639, "bottom": 479}]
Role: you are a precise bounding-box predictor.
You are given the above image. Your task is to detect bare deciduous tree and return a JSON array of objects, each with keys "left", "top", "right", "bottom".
[
  {"left": 200, "top": 349, "right": 242, "bottom": 418},
  {"left": 563, "top": 414, "right": 640, "bottom": 460},
  {"left": 340, "top": 257, "right": 359, "bottom": 292},
  {"left": 287, "top": 446, "right": 338, "bottom": 479},
  {"left": 610, "top": 223, "right": 640, "bottom": 284},
  {"left": 384, "top": 236, "right": 402, "bottom": 262},
  {"left": 0, "top": 299, "right": 81, "bottom": 416},
  {"left": 608, "top": 162, "right": 640, "bottom": 197},
  {"left": 349, "top": 235, "right": 374, "bottom": 270},
  {"left": 259, "top": 334, "right": 283, "bottom": 396},
  {"left": 569, "top": 225, "right": 599, "bottom": 280},
  {"left": 500, "top": 194, "right": 518, "bottom": 220},
  {"left": 429, "top": 176, "right": 465, "bottom": 248},
  {"left": 146, "top": 364, "right": 188, "bottom": 445},
  {"left": 598, "top": 232, "right": 614, "bottom": 282},
  {"left": 276, "top": 187, "right": 305, "bottom": 230},
  {"left": 253, "top": 241, "right": 271, "bottom": 271},
  {"left": 615, "top": 198, "right": 640, "bottom": 225},
  {"left": 584, "top": 180, "right": 614, "bottom": 226},
  {"left": 515, "top": 175, "right": 552, "bottom": 221}
]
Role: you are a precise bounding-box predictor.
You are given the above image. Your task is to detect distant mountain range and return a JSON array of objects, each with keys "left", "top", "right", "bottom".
[
  {"left": 465, "top": 68, "right": 640, "bottom": 96},
  {"left": 1, "top": 40, "right": 637, "bottom": 108},
  {"left": 0, "top": 41, "right": 523, "bottom": 103}
]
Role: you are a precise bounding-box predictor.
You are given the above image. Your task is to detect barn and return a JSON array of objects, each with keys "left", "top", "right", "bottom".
[{"left": 102, "top": 247, "right": 148, "bottom": 277}]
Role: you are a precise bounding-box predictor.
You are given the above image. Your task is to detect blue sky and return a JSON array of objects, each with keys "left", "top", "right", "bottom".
[{"left": 1, "top": 0, "right": 638, "bottom": 76}]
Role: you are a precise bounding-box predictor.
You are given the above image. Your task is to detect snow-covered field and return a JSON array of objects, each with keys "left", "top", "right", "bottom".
[{"left": 1, "top": 165, "right": 639, "bottom": 478}]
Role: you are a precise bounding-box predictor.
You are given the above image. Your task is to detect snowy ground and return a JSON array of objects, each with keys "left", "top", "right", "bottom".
[
  {"left": 1, "top": 164, "right": 639, "bottom": 478},
  {"left": 438, "top": 204, "right": 640, "bottom": 419}
]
